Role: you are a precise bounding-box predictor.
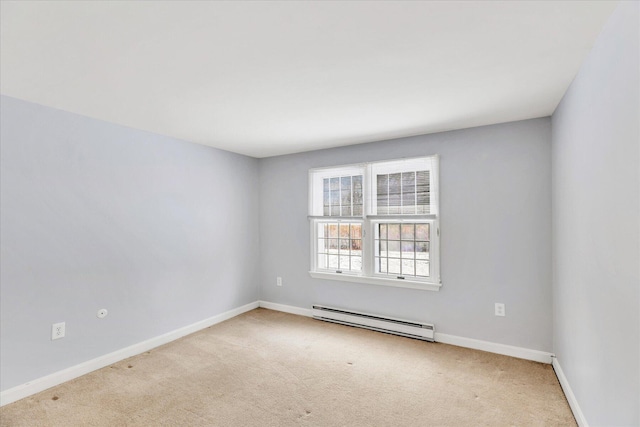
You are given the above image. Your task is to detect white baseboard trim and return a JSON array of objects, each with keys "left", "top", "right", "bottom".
[
  {"left": 0, "top": 301, "right": 260, "bottom": 407},
  {"left": 259, "top": 301, "right": 553, "bottom": 364},
  {"left": 2, "top": 300, "right": 556, "bottom": 407},
  {"left": 259, "top": 301, "right": 312, "bottom": 317},
  {"left": 552, "top": 357, "right": 588, "bottom": 426},
  {"left": 434, "top": 333, "right": 554, "bottom": 364}
]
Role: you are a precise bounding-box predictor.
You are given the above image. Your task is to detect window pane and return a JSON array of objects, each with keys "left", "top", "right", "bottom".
[
  {"left": 388, "top": 240, "right": 400, "bottom": 255},
  {"left": 328, "top": 255, "right": 339, "bottom": 269},
  {"left": 416, "top": 170, "right": 430, "bottom": 214},
  {"left": 330, "top": 178, "right": 340, "bottom": 216},
  {"left": 339, "top": 255, "right": 350, "bottom": 270},
  {"left": 323, "top": 179, "right": 330, "bottom": 216},
  {"left": 340, "top": 239, "right": 350, "bottom": 251},
  {"left": 330, "top": 196, "right": 340, "bottom": 216},
  {"left": 341, "top": 176, "right": 351, "bottom": 192},
  {"left": 416, "top": 241, "right": 429, "bottom": 259},
  {"left": 378, "top": 240, "right": 387, "bottom": 257},
  {"left": 328, "top": 238, "right": 338, "bottom": 250},
  {"left": 351, "top": 256, "right": 362, "bottom": 271},
  {"left": 341, "top": 176, "right": 351, "bottom": 216},
  {"left": 388, "top": 173, "right": 401, "bottom": 214},
  {"left": 379, "top": 224, "right": 387, "bottom": 239},
  {"left": 401, "top": 224, "right": 414, "bottom": 240},
  {"left": 350, "top": 225, "right": 362, "bottom": 239},
  {"left": 416, "top": 260, "right": 429, "bottom": 277},
  {"left": 402, "top": 259, "right": 415, "bottom": 276},
  {"left": 401, "top": 241, "right": 415, "bottom": 257},
  {"left": 416, "top": 223, "right": 429, "bottom": 241},
  {"left": 388, "top": 224, "right": 400, "bottom": 240},
  {"left": 377, "top": 174, "right": 388, "bottom": 215},
  {"left": 351, "top": 239, "right": 362, "bottom": 254},
  {"left": 402, "top": 172, "right": 416, "bottom": 214},
  {"left": 339, "top": 224, "right": 350, "bottom": 238},
  {"left": 330, "top": 177, "right": 339, "bottom": 191},
  {"left": 317, "top": 238, "right": 328, "bottom": 253},
  {"left": 388, "top": 258, "right": 401, "bottom": 274},
  {"left": 353, "top": 176, "right": 363, "bottom": 215},
  {"left": 328, "top": 224, "right": 338, "bottom": 238},
  {"left": 378, "top": 257, "right": 388, "bottom": 273}
]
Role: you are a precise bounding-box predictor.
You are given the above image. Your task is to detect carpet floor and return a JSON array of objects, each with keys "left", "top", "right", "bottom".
[{"left": 0, "top": 308, "right": 576, "bottom": 426}]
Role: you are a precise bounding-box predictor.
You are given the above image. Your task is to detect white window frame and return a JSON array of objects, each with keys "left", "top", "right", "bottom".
[{"left": 308, "top": 155, "right": 441, "bottom": 291}]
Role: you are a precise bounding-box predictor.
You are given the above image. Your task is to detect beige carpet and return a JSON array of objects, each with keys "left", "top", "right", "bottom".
[{"left": 0, "top": 308, "right": 575, "bottom": 426}]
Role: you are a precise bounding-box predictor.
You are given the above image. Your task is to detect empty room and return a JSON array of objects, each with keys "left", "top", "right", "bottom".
[{"left": 0, "top": 1, "right": 638, "bottom": 426}]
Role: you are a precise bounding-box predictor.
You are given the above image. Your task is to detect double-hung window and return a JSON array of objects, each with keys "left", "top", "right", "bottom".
[{"left": 309, "top": 156, "right": 440, "bottom": 291}]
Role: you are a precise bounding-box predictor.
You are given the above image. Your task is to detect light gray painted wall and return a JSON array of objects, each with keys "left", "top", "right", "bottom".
[
  {"left": 551, "top": 2, "right": 640, "bottom": 425},
  {"left": 259, "top": 118, "right": 552, "bottom": 352},
  {"left": 0, "top": 96, "right": 260, "bottom": 391}
]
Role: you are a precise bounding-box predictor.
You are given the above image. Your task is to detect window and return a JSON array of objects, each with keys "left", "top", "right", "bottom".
[
  {"left": 316, "top": 221, "right": 362, "bottom": 272},
  {"left": 374, "top": 222, "right": 430, "bottom": 278},
  {"left": 323, "top": 175, "right": 363, "bottom": 217},
  {"left": 309, "top": 156, "right": 440, "bottom": 291}
]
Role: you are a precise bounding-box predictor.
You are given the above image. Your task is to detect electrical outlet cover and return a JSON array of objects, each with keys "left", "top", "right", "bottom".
[{"left": 52, "top": 322, "right": 65, "bottom": 340}]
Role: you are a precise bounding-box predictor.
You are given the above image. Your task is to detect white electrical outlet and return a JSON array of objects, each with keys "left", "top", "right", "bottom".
[
  {"left": 52, "top": 322, "right": 65, "bottom": 340},
  {"left": 495, "top": 303, "right": 506, "bottom": 317},
  {"left": 276, "top": 277, "right": 282, "bottom": 287}
]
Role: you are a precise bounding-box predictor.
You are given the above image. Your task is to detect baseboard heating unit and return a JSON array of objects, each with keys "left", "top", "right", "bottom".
[{"left": 311, "top": 305, "right": 434, "bottom": 341}]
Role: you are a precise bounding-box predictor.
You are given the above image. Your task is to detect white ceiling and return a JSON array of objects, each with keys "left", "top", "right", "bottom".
[{"left": 1, "top": 1, "right": 617, "bottom": 158}]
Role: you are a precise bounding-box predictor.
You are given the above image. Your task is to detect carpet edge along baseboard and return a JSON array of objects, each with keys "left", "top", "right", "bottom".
[{"left": 1, "top": 300, "right": 554, "bottom": 407}]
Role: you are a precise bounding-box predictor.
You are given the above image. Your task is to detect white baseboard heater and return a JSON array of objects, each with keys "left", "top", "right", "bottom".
[{"left": 311, "top": 305, "right": 434, "bottom": 341}]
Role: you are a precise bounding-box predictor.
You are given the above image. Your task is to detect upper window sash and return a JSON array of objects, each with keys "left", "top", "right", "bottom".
[
  {"left": 309, "top": 155, "right": 439, "bottom": 218},
  {"left": 368, "top": 156, "right": 439, "bottom": 217},
  {"left": 309, "top": 165, "right": 366, "bottom": 217}
]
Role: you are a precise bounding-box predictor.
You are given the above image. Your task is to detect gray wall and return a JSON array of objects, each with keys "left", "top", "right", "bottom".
[
  {"left": 259, "top": 118, "right": 553, "bottom": 352},
  {"left": 551, "top": 2, "right": 640, "bottom": 425},
  {"left": 0, "top": 96, "right": 260, "bottom": 391}
]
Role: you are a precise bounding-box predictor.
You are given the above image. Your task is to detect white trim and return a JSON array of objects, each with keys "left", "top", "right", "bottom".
[
  {"left": 258, "top": 301, "right": 312, "bottom": 317},
  {"left": 434, "top": 333, "right": 554, "bottom": 364},
  {"left": 0, "top": 301, "right": 260, "bottom": 407},
  {"left": 309, "top": 271, "right": 441, "bottom": 291},
  {"left": 1, "top": 300, "right": 556, "bottom": 408},
  {"left": 552, "top": 357, "right": 587, "bottom": 426},
  {"left": 259, "top": 301, "right": 553, "bottom": 365}
]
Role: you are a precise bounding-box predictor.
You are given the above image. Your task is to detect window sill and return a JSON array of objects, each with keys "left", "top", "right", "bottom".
[{"left": 308, "top": 271, "right": 441, "bottom": 291}]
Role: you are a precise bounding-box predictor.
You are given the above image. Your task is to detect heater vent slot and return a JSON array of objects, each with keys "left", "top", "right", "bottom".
[{"left": 312, "top": 305, "right": 434, "bottom": 341}]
